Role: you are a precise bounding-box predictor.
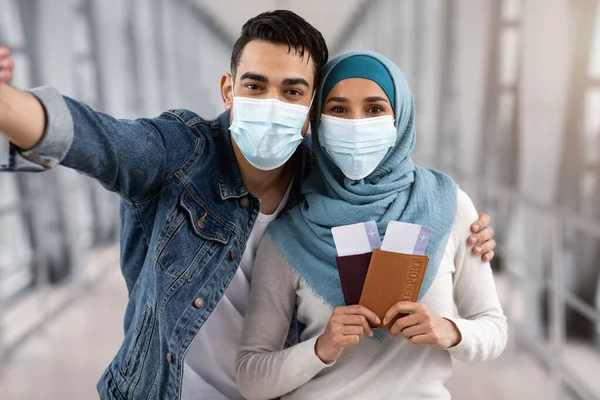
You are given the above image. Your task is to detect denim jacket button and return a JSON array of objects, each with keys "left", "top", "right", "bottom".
[
  {"left": 197, "top": 218, "right": 205, "bottom": 229},
  {"left": 230, "top": 250, "right": 238, "bottom": 260},
  {"left": 166, "top": 353, "right": 173, "bottom": 364},
  {"left": 193, "top": 298, "right": 205, "bottom": 309},
  {"left": 240, "top": 198, "right": 250, "bottom": 208}
]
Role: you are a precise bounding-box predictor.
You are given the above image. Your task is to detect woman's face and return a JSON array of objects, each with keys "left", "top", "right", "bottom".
[{"left": 322, "top": 78, "right": 394, "bottom": 120}]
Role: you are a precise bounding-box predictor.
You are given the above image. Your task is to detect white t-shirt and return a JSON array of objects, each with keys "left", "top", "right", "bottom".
[{"left": 181, "top": 181, "right": 293, "bottom": 400}]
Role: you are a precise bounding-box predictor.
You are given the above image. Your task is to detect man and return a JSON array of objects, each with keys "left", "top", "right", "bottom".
[{"left": 0, "top": 10, "right": 496, "bottom": 400}]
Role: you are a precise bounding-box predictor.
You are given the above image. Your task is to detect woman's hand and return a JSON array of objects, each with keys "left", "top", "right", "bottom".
[
  {"left": 315, "top": 305, "right": 381, "bottom": 364},
  {"left": 384, "top": 302, "right": 461, "bottom": 350}
]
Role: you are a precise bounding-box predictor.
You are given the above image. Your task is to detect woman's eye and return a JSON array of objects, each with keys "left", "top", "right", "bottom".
[
  {"left": 330, "top": 106, "right": 347, "bottom": 114},
  {"left": 367, "top": 106, "right": 384, "bottom": 114}
]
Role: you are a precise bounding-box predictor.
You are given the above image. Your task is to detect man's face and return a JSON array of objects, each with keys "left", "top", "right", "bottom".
[{"left": 221, "top": 40, "right": 315, "bottom": 135}]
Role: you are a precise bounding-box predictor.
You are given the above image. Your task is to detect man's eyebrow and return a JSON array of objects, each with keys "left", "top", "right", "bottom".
[
  {"left": 240, "top": 72, "right": 268, "bottom": 83},
  {"left": 364, "top": 96, "right": 389, "bottom": 103},
  {"left": 325, "top": 97, "right": 349, "bottom": 104},
  {"left": 282, "top": 77, "right": 310, "bottom": 88}
]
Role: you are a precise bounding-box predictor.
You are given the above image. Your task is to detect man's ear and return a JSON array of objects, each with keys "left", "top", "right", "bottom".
[{"left": 220, "top": 73, "right": 234, "bottom": 110}]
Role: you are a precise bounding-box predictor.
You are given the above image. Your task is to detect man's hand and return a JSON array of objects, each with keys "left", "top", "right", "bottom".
[
  {"left": 0, "top": 46, "right": 15, "bottom": 83},
  {"left": 315, "top": 305, "right": 380, "bottom": 364},
  {"left": 0, "top": 46, "right": 46, "bottom": 150},
  {"left": 469, "top": 212, "right": 496, "bottom": 262},
  {"left": 385, "top": 302, "right": 461, "bottom": 350}
]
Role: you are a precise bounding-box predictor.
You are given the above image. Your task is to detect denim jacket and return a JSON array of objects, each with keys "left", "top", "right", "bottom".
[{"left": 1, "top": 87, "right": 311, "bottom": 400}]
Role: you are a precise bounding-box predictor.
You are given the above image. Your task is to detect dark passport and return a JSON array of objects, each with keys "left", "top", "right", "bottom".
[{"left": 335, "top": 252, "right": 373, "bottom": 306}]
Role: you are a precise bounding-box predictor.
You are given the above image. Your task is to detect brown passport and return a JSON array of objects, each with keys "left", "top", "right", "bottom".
[
  {"left": 358, "top": 249, "right": 429, "bottom": 329},
  {"left": 336, "top": 252, "right": 373, "bottom": 305}
]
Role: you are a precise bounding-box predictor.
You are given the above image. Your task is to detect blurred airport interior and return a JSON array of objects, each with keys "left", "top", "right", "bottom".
[{"left": 0, "top": 0, "right": 600, "bottom": 399}]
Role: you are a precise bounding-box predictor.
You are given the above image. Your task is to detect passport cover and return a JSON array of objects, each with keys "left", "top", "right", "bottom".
[
  {"left": 359, "top": 249, "right": 429, "bottom": 329},
  {"left": 335, "top": 252, "right": 373, "bottom": 305}
]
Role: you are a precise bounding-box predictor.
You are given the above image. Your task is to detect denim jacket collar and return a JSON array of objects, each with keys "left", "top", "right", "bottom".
[{"left": 211, "top": 110, "right": 249, "bottom": 200}]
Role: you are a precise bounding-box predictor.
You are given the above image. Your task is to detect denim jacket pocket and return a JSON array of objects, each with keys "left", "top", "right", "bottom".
[
  {"left": 155, "top": 188, "right": 232, "bottom": 281},
  {"left": 120, "top": 304, "right": 153, "bottom": 381}
]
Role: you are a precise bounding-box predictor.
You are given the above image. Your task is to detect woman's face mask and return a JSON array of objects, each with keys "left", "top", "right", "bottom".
[{"left": 319, "top": 78, "right": 396, "bottom": 180}]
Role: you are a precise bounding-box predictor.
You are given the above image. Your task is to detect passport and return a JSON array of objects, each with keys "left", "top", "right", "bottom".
[
  {"left": 359, "top": 249, "right": 429, "bottom": 329},
  {"left": 335, "top": 252, "right": 372, "bottom": 305}
]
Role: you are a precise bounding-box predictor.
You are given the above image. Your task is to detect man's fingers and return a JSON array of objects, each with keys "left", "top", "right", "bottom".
[
  {"left": 483, "top": 250, "right": 495, "bottom": 262},
  {"left": 471, "top": 212, "right": 491, "bottom": 233},
  {"left": 469, "top": 226, "right": 495, "bottom": 247},
  {"left": 0, "top": 70, "right": 11, "bottom": 83},
  {"left": 472, "top": 238, "right": 496, "bottom": 255},
  {"left": 0, "top": 58, "right": 14, "bottom": 70},
  {"left": 0, "top": 47, "right": 13, "bottom": 83}
]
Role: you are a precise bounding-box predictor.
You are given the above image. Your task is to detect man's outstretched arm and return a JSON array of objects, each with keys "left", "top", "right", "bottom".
[{"left": 0, "top": 46, "right": 192, "bottom": 203}]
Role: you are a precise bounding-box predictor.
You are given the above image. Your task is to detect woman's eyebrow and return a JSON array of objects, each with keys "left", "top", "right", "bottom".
[
  {"left": 363, "top": 96, "right": 389, "bottom": 103},
  {"left": 325, "top": 97, "right": 349, "bottom": 104}
]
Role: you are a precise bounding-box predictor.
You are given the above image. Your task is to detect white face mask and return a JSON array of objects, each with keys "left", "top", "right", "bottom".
[
  {"left": 229, "top": 79, "right": 314, "bottom": 171},
  {"left": 319, "top": 114, "right": 397, "bottom": 180}
]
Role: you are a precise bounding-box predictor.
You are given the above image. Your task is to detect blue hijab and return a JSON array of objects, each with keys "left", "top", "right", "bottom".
[{"left": 267, "top": 50, "right": 457, "bottom": 310}]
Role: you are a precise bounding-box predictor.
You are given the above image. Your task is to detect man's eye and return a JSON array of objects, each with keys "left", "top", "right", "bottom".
[
  {"left": 246, "top": 84, "right": 260, "bottom": 90},
  {"left": 286, "top": 89, "right": 302, "bottom": 96}
]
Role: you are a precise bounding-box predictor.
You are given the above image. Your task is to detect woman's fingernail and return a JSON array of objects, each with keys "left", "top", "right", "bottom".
[
  {"left": 469, "top": 237, "right": 477, "bottom": 245},
  {"left": 475, "top": 247, "right": 482, "bottom": 254},
  {"left": 473, "top": 224, "right": 480, "bottom": 231}
]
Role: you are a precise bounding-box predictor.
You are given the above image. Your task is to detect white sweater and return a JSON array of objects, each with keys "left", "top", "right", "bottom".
[{"left": 236, "top": 190, "right": 508, "bottom": 400}]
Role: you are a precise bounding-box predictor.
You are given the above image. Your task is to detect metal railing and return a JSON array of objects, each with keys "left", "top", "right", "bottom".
[
  {"left": 435, "top": 158, "right": 600, "bottom": 400},
  {"left": 0, "top": 169, "right": 120, "bottom": 369},
  {"left": 0, "top": 0, "right": 233, "bottom": 374}
]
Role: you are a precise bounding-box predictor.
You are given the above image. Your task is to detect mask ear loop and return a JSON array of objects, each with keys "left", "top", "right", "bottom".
[
  {"left": 308, "top": 91, "right": 316, "bottom": 110},
  {"left": 306, "top": 91, "right": 317, "bottom": 136}
]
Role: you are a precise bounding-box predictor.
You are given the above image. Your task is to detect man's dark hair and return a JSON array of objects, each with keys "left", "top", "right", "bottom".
[{"left": 231, "top": 10, "right": 329, "bottom": 87}]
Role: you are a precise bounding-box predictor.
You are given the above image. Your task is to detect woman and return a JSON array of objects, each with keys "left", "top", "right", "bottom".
[{"left": 236, "top": 51, "right": 507, "bottom": 400}]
